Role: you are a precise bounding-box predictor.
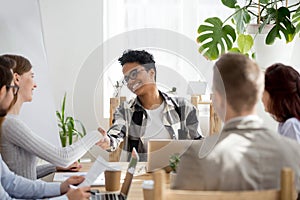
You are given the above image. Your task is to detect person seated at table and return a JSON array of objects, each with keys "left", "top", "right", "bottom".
[
  {"left": 173, "top": 53, "right": 300, "bottom": 191},
  {"left": 0, "top": 61, "right": 90, "bottom": 200},
  {"left": 98, "top": 49, "right": 203, "bottom": 160},
  {"left": 262, "top": 63, "right": 300, "bottom": 143},
  {"left": 0, "top": 54, "right": 103, "bottom": 180}
]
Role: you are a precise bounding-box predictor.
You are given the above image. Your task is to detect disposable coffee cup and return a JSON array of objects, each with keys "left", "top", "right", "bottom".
[
  {"left": 104, "top": 170, "right": 121, "bottom": 191},
  {"left": 142, "top": 180, "right": 154, "bottom": 200}
]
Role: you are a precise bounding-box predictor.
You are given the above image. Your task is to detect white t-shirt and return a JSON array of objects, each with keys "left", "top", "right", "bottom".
[{"left": 142, "top": 102, "right": 171, "bottom": 151}]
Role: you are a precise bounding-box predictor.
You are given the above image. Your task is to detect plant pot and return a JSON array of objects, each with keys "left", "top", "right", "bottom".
[
  {"left": 247, "top": 24, "right": 295, "bottom": 69},
  {"left": 169, "top": 171, "right": 177, "bottom": 189}
]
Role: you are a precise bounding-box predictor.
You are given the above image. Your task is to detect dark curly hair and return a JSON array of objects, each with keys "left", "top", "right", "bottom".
[
  {"left": 265, "top": 63, "right": 300, "bottom": 122},
  {"left": 118, "top": 50, "right": 156, "bottom": 81}
]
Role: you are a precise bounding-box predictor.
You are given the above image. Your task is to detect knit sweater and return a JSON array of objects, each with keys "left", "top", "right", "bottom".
[{"left": 0, "top": 114, "right": 101, "bottom": 180}]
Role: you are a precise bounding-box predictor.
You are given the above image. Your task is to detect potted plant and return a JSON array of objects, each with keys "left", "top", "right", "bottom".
[
  {"left": 113, "top": 81, "right": 124, "bottom": 98},
  {"left": 169, "top": 154, "right": 180, "bottom": 187},
  {"left": 56, "top": 93, "right": 87, "bottom": 147},
  {"left": 197, "top": 0, "right": 300, "bottom": 60}
]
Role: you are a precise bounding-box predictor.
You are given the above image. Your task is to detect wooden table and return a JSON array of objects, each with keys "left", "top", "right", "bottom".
[{"left": 80, "top": 162, "right": 153, "bottom": 200}]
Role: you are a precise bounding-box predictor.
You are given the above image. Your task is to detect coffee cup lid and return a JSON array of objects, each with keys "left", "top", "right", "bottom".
[{"left": 142, "top": 180, "right": 154, "bottom": 189}]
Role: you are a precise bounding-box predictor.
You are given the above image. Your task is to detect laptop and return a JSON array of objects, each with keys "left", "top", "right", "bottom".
[
  {"left": 91, "top": 148, "right": 139, "bottom": 200},
  {"left": 146, "top": 139, "right": 194, "bottom": 172}
]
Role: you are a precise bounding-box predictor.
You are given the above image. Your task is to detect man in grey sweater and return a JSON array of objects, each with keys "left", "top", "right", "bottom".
[
  {"left": 173, "top": 53, "right": 300, "bottom": 192},
  {"left": 0, "top": 57, "right": 91, "bottom": 199}
]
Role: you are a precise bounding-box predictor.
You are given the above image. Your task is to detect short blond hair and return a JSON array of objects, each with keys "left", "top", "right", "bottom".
[{"left": 213, "top": 53, "right": 263, "bottom": 114}]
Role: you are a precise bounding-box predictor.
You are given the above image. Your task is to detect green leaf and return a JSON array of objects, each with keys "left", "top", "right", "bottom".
[
  {"left": 260, "top": 0, "right": 270, "bottom": 4},
  {"left": 221, "top": 0, "right": 237, "bottom": 8},
  {"left": 56, "top": 111, "right": 62, "bottom": 121},
  {"left": 197, "top": 17, "right": 236, "bottom": 60},
  {"left": 228, "top": 47, "right": 241, "bottom": 53},
  {"left": 237, "top": 34, "right": 253, "bottom": 54},
  {"left": 266, "top": 7, "right": 296, "bottom": 44},
  {"left": 61, "top": 93, "right": 67, "bottom": 122},
  {"left": 266, "top": 25, "right": 279, "bottom": 44},
  {"left": 292, "top": 6, "right": 300, "bottom": 33},
  {"left": 75, "top": 119, "right": 87, "bottom": 137},
  {"left": 234, "top": 7, "right": 251, "bottom": 34}
]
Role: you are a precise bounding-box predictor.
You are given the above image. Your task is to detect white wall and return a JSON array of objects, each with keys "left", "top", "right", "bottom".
[
  {"left": 0, "top": 0, "right": 60, "bottom": 145},
  {"left": 39, "top": 0, "right": 106, "bottom": 130}
]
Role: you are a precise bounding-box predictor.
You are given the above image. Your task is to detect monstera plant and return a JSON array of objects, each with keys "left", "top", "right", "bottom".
[{"left": 197, "top": 0, "right": 300, "bottom": 60}]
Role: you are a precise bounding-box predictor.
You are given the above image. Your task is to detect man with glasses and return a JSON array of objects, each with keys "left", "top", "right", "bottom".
[
  {"left": 0, "top": 56, "right": 91, "bottom": 199},
  {"left": 98, "top": 50, "right": 203, "bottom": 161}
]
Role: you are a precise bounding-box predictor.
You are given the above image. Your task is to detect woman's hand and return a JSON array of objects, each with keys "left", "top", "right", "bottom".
[{"left": 57, "top": 161, "right": 82, "bottom": 172}]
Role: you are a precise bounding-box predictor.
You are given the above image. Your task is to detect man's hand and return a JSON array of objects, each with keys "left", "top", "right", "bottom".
[
  {"left": 66, "top": 186, "right": 91, "bottom": 200},
  {"left": 57, "top": 161, "right": 82, "bottom": 172},
  {"left": 60, "top": 176, "right": 85, "bottom": 194},
  {"left": 96, "top": 127, "right": 111, "bottom": 150}
]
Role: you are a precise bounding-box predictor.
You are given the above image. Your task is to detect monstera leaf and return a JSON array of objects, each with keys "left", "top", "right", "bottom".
[
  {"left": 197, "top": 17, "right": 236, "bottom": 60},
  {"left": 221, "top": 0, "right": 237, "bottom": 8},
  {"left": 292, "top": 6, "right": 300, "bottom": 34},
  {"left": 233, "top": 6, "right": 251, "bottom": 34},
  {"left": 266, "top": 7, "right": 296, "bottom": 44}
]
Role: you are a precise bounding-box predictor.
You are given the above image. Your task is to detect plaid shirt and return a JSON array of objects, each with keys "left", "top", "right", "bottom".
[{"left": 107, "top": 91, "right": 203, "bottom": 159}]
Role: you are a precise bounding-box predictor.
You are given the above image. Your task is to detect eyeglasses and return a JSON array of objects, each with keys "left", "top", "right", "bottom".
[
  {"left": 6, "top": 85, "right": 19, "bottom": 96},
  {"left": 122, "top": 68, "right": 146, "bottom": 84}
]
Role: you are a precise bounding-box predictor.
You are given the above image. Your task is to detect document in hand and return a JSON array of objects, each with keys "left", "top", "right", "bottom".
[
  {"left": 78, "top": 155, "right": 119, "bottom": 187},
  {"left": 53, "top": 171, "right": 105, "bottom": 186}
]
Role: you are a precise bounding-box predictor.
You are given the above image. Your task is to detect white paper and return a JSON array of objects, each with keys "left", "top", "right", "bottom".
[
  {"left": 53, "top": 171, "right": 105, "bottom": 186},
  {"left": 78, "top": 156, "right": 120, "bottom": 187}
]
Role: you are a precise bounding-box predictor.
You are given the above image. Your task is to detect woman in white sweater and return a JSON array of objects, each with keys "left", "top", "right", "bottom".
[{"left": 0, "top": 54, "right": 102, "bottom": 180}]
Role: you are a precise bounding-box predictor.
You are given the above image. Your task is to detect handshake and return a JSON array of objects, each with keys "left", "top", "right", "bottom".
[{"left": 96, "top": 127, "right": 112, "bottom": 150}]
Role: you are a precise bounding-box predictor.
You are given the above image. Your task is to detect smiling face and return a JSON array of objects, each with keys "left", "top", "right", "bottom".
[
  {"left": 122, "top": 62, "right": 155, "bottom": 96},
  {"left": 15, "top": 69, "right": 37, "bottom": 102}
]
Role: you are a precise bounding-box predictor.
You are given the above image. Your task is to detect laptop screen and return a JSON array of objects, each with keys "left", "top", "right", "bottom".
[{"left": 91, "top": 148, "right": 139, "bottom": 200}]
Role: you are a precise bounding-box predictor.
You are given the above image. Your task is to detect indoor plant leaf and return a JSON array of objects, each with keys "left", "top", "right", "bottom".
[
  {"left": 228, "top": 47, "right": 241, "bottom": 53},
  {"left": 234, "top": 6, "right": 251, "bottom": 34},
  {"left": 266, "top": 7, "right": 296, "bottom": 44},
  {"left": 197, "top": 17, "right": 236, "bottom": 60},
  {"left": 61, "top": 93, "right": 66, "bottom": 122},
  {"left": 259, "top": 0, "right": 270, "bottom": 4},
  {"left": 221, "top": 0, "right": 237, "bottom": 8},
  {"left": 75, "top": 119, "right": 87, "bottom": 137},
  {"left": 237, "top": 34, "right": 253, "bottom": 54},
  {"left": 265, "top": 25, "right": 278, "bottom": 44},
  {"left": 292, "top": 6, "right": 300, "bottom": 33}
]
